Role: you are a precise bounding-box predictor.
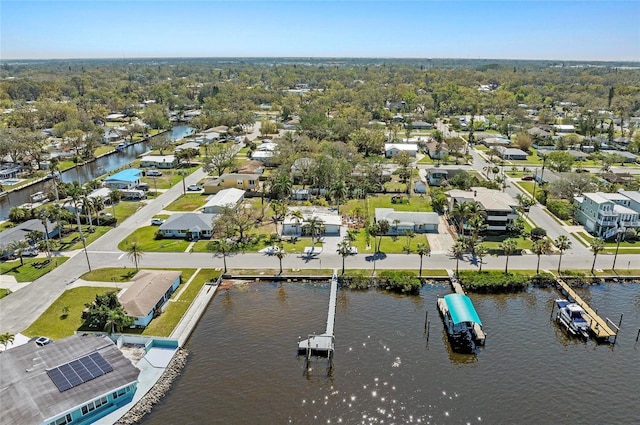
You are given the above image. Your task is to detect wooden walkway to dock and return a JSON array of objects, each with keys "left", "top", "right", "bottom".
[
  {"left": 298, "top": 270, "right": 338, "bottom": 356},
  {"left": 555, "top": 279, "right": 617, "bottom": 341}
]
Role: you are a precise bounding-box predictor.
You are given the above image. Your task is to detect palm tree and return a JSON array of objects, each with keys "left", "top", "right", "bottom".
[
  {"left": 403, "top": 229, "right": 415, "bottom": 253},
  {"left": 467, "top": 215, "right": 487, "bottom": 254},
  {"left": 305, "top": 216, "right": 325, "bottom": 250},
  {"left": 207, "top": 239, "right": 234, "bottom": 273},
  {"left": 416, "top": 242, "right": 431, "bottom": 277},
  {"left": 9, "top": 240, "right": 29, "bottom": 266},
  {"left": 0, "top": 332, "right": 15, "bottom": 351},
  {"left": 554, "top": 235, "right": 572, "bottom": 274},
  {"left": 376, "top": 219, "right": 390, "bottom": 252},
  {"left": 450, "top": 240, "right": 466, "bottom": 276},
  {"left": 49, "top": 156, "right": 60, "bottom": 201},
  {"left": 35, "top": 208, "right": 52, "bottom": 260},
  {"left": 68, "top": 183, "right": 91, "bottom": 271},
  {"left": 270, "top": 173, "right": 292, "bottom": 201},
  {"left": 287, "top": 209, "right": 304, "bottom": 237},
  {"left": 532, "top": 239, "right": 551, "bottom": 274},
  {"left": 127, "top": 242, "right": 143, "bottom": 271},
  {"left": 590, "top": 237, "right": 606, "bottom": 274},
  {"left": 500, "top": 238, "right": 518, "bottom": 274},
  {"left": 109, "top": 189, "right": 122, "bottom": 218},
  {"left": 450, "top": 201, "right": 471, "bottom": 235},
  {"left": 330, "top": 181, "right": 348, "bottom": 214},
  {"left": 274, "top": 244, "right": 287, "bottom": 275},
  {"left": 336, "top": 239, "right": 351, "bottom": 275},
  {"left": 475, "top": 244, "right": 489, "bottom": 272},
  {"left": 270, "top": 200, "right": 287, "bottom": 235},
  {"left": 104, "top": 309, "right": 134, "bottom": 335}
]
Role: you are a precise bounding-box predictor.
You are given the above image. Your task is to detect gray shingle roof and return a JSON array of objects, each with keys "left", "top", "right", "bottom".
[
  {"left": 159, "top": 213, "right": 218, "bottom": 232},
  {"left": 119, "top": 270, "right": 182, "bottom": 318},
  {"left": 375, "top": 208, "right": 440, "bottom": 226}
]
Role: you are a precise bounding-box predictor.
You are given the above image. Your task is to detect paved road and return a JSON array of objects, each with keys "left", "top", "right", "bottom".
[{"left": 0, "top": 121, "right": 632, "bottom": 334}]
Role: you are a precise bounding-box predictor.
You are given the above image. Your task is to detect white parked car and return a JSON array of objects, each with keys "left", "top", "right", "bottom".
[
  {"left": 151, "top": 218, "right": 165, "bottom": 225},
  {"left": 146, "top": 170, "right": 163, "bottom": 177},
  {"left": 187, "top": 184, "right": 203, "bottom": 191}
]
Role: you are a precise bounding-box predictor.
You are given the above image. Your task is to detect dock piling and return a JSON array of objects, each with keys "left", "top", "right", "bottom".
[
  {"left": 426, "top": 321, "right": 430, "bottom": 342},
  {"left": 424, "top": 310, "right": 428, "bottom": 334},
  {"left": 636, "top": 328, "right": 640, "bottom": 343}
]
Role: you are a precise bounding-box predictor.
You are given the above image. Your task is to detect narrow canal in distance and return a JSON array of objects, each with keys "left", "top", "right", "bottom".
[
  {"left": 0, "top": 126, "right": 193, "bottom": 219},
  {"left": 143, "top": 282, "right": 640, "bottom": 424}
]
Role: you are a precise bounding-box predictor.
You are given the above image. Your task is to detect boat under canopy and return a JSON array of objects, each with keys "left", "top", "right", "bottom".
[{"left": 443, "top": 294, "right": 482, "bottom": 326}]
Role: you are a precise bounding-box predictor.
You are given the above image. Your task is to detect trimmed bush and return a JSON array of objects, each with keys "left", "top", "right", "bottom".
[
  {"left": 547, "top": 200, "right": 574, "bottom": 220},
  {"left": 378, "top": 270, "right": 422, "bottom": 294}
]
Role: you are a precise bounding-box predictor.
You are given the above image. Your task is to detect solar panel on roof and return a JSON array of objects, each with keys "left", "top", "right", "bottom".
[{"left": 46, "top": 351, "right": 114, "bottom": 392}]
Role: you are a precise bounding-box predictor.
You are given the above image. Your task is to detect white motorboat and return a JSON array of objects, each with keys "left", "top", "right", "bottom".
[{"left": 555, "top": 299, "right": 590, "bottom": 338}]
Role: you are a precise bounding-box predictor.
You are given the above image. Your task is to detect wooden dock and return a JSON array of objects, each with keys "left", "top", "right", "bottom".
[
  {"left": 298, "top": 270, "right": 338, "bottom": 357},
  {"left": 555, "top": 279, "right": 618, "bottom": 342}
]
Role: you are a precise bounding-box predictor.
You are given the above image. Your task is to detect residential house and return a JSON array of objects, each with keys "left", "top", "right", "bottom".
[
  {"left": 193, "top": 132, "right": 219, "bottom": 144},
  {"left": 140, "top": 155, "right": 177, "bottom": 169},
  {"left": 203, "top": 173, "right": 260, "bottom": 195},
  {"left": 375, "top": 208, "right": 440, "bottom": 233},
  {"left": 446, "top": 187, "right": 519, "bottom": 232},
  {"left": 482, "top": 137, "right": 511, "bottom": 147},
  {"left": 425, "top": 141, "right": 449, "bottom": 159},
  {"left": 87, "top": 187, "right": 112, "bottom": 203},
  {"left": 0, "top": 166, "right": 20, "bottom": 180},
  {"left": 250, "top": 150, "right": 274, "bottom": 164},
  {"left": 385, "top": 143, "right": 418, "bottom": 158},
  {"left": 602, "top": 150, "right": 638, "bottom": 163},
  {"left": 0, "top": 218, "right": 58, "bottom": 256},
  {"left": 407, "top": 121, "right": 432, "bottom": 130},
  {"left": 282, "top": 207, "right": 342, "bottom": 236},
  {"left": 574, "top": 192, "right": 640, "bottom": 239},
  {"left": 158, "top": 213, "right": 217, "bottom": 239},
  {"left": 102, "top": 127, "right": 123, "bottom": 144},
  {"left": 553, "top": 124, "right": 576, "bottom": 133},
  {"left": 201, "top": 188, "right": 245, "bottom": 214},
  {"left": 496, "top": 147, "right": 527, "bottom": 160},
  {"left": 118, "top": 270, "right": 182, "bottom": 327},
  {"left": 103, "top": 169, "right": 142, "bottom": 190},
  {"left": 237, "top": 160, "right": 264, "bottom": 175},
  {"left": 413, "top": 180, "right": 427, "bottom": 194},
  {"left": 528, "top": 127, "right": 551, "bottom": 139},
  {"left": 0, "top": 335, "right": 139, "bottom": 425},
  {"left": 425, "top": 168, "right": 467, "bottom": 186},
  {"left": 174, "top": 142, "right": 201, "bottom": 152}
]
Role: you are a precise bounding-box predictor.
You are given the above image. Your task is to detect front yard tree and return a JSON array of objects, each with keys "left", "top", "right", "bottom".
[
  {"left": 305, "top": 216, "right": 325, "bottom": 249},
  {"left": 149, "top": 133, "right": 172, "bottom": 155},
  {"left": 450, "top": 240, "right": 465, "bottom": 276},
  {"left": 500, "top": 238, "right": 518, "bottom": 274},
  {"left": 532, "top": 239, "right": 551, "bottom": 274},
  {"left": 207, "top": 239, "right": 234, "bottom": 273},
  {"left": 82, "top": 292, "right": 133, "bottom": 333},
  {"left": 590, "top": 238, "right": 605, "bottom": 274},
  {"left": 554, "top": 235, "right": 572, "bottom": 273},
  {"left": 8, "top": 240, "right": 29, "bottom": 266},
  {"left": 416, "top": 242, "right": 431, "bottom": 277},
  {"left": 274, "top": 244, "right": 287, "bottom": 275},
  {"left": 127, "top": 242, "right": 143, "bottom": 271},
  {"left": 475, "top": 244, "right": 489, "bottom": 272},
  {"left": 336, "top": 238, "right": 352, "bottom": 275},
  {"left": 203, "top": 143, "right": 236, "bottom": 177}
]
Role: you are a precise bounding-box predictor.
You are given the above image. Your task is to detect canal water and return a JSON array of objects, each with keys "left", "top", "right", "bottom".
[
  {"left": 0, "top": 126, "right": 193, "bottom": 219},
  {"left": 142, "top": 282, "right": 640, "bottom": 424}
]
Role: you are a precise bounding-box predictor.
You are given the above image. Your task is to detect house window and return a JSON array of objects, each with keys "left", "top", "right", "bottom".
[
  {"left": 49, "top": 414, "right": 73, "bottom": 425},
  {"left": 81, "top": 396, "right": 109, "bottom": 416},
  {"left": 237, "top": 180, "right": 243, "bottom": 185},
  {"left": 249, "top": 180, "right": 255, "bottom": 185}
]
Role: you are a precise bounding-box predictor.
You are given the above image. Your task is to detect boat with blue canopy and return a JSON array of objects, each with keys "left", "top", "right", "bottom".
[{"left": 437, "top": 294, "right": 485, "bottom": 353}]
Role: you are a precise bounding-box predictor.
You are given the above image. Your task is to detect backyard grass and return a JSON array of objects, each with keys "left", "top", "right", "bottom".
[
  {"left": 165, "top": 193, "right": 208, "bottom": 212},
  {"left": 22, "top": 286, "right": 115, "bottom": 340},
  {"left": 0, "top": 256, "right": 69, "bottom": 282},
  {"left": 366, "top": 194, "right": 433, "bottom": 214},
  {"left": 142, "top": 269, "right": 219, "bottom": 337},
  {"left": 118, "top": 226, "right": 191, "bottom": 252},
  {"left": 81, "top": 267, "right": 140, "bottom": 282},
  {"left": 112, "top": 200, "right": 144, "bottom": 222},
  {"left": 482, "top": 235, "right": 533, "bottom": 251}
]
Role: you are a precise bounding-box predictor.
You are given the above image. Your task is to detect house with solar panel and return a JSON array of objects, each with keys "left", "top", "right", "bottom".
[{"left": 0, "top": 334, "right": 140, "bottom": 425}]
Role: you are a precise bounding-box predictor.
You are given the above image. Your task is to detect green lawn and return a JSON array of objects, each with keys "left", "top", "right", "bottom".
[
  {"left": 165, "top": 193, "right": 208, "bottom": 212},
  {"left": 23, "top": 286, "right": 115, "bottom": 340},
  {"left": 349, "top": 230, "right": 431, "bottom": 254},
  {"left": 0, "top": 221, "right": 14, "bottom": 231},
  {"left": 366, "top": 194, "right": 433, "bottom": 214},
  {"left": 81, "top": 267, "right": 140, "bottom": 282},
  {"left": 482, "top": 235, "right": 532, "bottom": 251},
  {"left": 0, "top": 257, "right": 69, "bottom": 282},
  {"left": 59, "top": 226, "right": 112, "bottom": 251},
  {"left": 509, "top": 148, "right": 544, "bottom": 166},
  {"left": 141, "top": 171, "right": 186, "bottom": 190},
  {"left": 142, "top": 269, "right": 219, "bottom": 337},
  {"left": 574, "top": 231, "right": 640, "bottom": 254},
  {"left": 513, "top": 181, "right": 536, "bottom": 198},
  {"left": 0, "top": 288, "right": 11, "bottom": 299},
  {"left": 118, "top": 226, "right": 191, "bottom": 252},
  {"left": 113, "top": 200, "right": 143, "bottom": 222}
]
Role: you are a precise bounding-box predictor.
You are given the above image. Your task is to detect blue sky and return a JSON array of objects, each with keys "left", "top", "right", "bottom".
[{"left": 2, "top": 1, "right": 639, "bottom": 61}]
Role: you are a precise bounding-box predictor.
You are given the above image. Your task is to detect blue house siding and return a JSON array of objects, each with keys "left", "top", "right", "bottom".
[
  {"left": 133, "top": 311, "right": 154, "bottom": 327},
  {"left": 45, "top": 383, "right": 137, "bottom": 425},
  {"left": 129, "top": 275, "right": 181, "bottom": 327}
]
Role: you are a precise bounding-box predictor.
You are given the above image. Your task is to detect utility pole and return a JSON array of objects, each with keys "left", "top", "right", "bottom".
[{"left": 612, "top": 228, "right": 624, "bottom": 271}]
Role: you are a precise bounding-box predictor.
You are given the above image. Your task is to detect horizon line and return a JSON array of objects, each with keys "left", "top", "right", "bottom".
[{"left": 2, "top": 56, "right": 639, "bottom": 64}]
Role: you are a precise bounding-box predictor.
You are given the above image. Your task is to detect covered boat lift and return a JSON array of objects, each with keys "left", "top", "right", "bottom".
[{"left": 438, "top": 294, "right": 486, "bottom": 349}]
